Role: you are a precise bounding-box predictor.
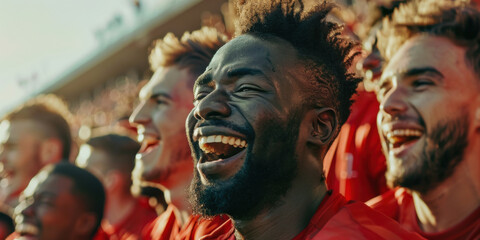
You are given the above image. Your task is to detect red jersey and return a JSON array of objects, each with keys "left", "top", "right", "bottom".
[
  {"left": 291, "top": 190, "right": 424, "bottom": 240},
  {"left": 142, "top": 204, "right": 233, "bottom": 240},
  {"left": 102, "top": 197, "right": 157, "bottom": 240},
  {"left": 367, "top": 188, "right": 480, "bottom": 240},
  {"left": 6, "top": 226, "right": 111, "bottom": 240},
  {"left": 324, "top": 90, "right": 388, "bottom": 202}
]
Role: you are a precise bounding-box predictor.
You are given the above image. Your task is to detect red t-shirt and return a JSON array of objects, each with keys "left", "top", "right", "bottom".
[
  {"left": 324, "top": 91, "right": 388, "bottom": 202},
  {"left": 142, "top": 204, "right": 233, "bottom": 240},
  {"left": 368, "top": 188, "right": 480, "bottom": 240},
  {"left": 7, "top": 226, "right": 111, "bottom": 240},
  {"left": 291, "top": 190, "right": 425, "bottom": 240},
  {"left": 102, "top": 197, "right": 158, "bottom": 240}
]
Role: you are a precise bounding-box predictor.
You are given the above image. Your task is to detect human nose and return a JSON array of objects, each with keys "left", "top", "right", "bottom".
[
  {"left": 379, "top": 86, "right": 408, "bottom": 118},
  {"left": 129, "top": 101, "right": 151, "bottom": 126},
  {"left": 194, "top": 90, "right": 231, "bottom": 120},
  {"left": 15, "top": 198, "right": 35, "bottom": 220}
]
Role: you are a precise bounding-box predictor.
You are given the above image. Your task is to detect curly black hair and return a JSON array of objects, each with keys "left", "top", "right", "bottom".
[{"left": 235, "top": 0, "right": 361, "bottom": 126}]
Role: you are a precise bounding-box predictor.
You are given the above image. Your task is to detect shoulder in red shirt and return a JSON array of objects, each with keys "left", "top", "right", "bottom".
[
  {"left": 142, "top": 204, "right": 234, "bottom": 240},
  {"left": 102, "top": 197, "right": 157, "bottom": 240},
  {"left": 324, "top": 90, "right": 388, "bottom": 202},
  {"left": 367, "top": 188, "right": 480, "bottom": 240},
  {"left": 293, "top": 190, "right": 425, "bottom": 240}
]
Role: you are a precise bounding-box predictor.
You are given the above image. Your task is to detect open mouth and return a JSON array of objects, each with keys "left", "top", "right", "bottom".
[
  {"left": 198, "top": 135, "right": 247, "bottom": 161},
  {"left": 16, "top": 222, "right": 39, "bottom": 239},
  {"left": 386, "top": 129, "right": 423, "bottom": 154},
  {"left": 138, "top": 136, "right": 160, "bottom": 154}
]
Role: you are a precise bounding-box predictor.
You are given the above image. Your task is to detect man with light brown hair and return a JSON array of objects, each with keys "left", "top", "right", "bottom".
[
  {"left": 0, "top": 94, "right": 72, "bottom": 212},
  {"left": 129, "top": 27, "right": 232, "bottom": 239},
  {"left": 368, "top": 0, "right": 480, "bottom": 239}
]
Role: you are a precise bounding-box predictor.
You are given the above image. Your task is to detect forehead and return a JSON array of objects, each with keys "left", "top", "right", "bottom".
[
  {"left": 139, "top": 66, "right": 194, "bottom": 99},
  {"left": 208, "top": 34, "right": 298, "bottom": 75},
  {"left": 383, "top": 35, "right": 469, "bottom": 80},
  {"left": 24, "top": 173, "right": 74, "bottom": 198},
  {"left": 1, "top": 120, "right": 42, "bottom": 143}
]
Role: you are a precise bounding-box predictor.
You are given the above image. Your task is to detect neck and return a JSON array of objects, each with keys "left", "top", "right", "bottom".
[
  {"left": 412, "top": 145, "right": 480, "bottom": 232},
  {"left": 164, "top": 162, "right": 194, "bottom": 226},
  {"left": 233, "top": 160, "right": 327, "bottom": 240},
  {"left": 105, "top": 191, "right": 137, "bottom": 225}
]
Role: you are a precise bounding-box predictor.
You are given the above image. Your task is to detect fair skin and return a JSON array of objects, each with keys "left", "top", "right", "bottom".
[
  {"left": 129, "top": 66, "right": 196, "bottom": 224},
  {"left": 377, "top": 35, "right": 480, "bottom": 232},
  {"left": 0, "top": 120, "right": 62, "bottom": 208},
  {"left": 80, "top": 147, "right": 137, "bottom": 226}
]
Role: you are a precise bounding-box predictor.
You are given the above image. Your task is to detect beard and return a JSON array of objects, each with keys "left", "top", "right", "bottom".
[
  {"left": 188, "top": 111, "right": 302, "bottom": 221},
  {"left": 386, "top": 112, "right": 469, "bottom": 194}
]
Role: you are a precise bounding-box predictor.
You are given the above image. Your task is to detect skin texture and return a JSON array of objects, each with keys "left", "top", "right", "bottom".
[
  {"left": 187, "top": 34, "right": 335, "bottom": 239},
  {"left": 0, "top": 120, "right": 44, "bottom": 206},
  {"left": 14, "top": 174, "right": 95, "bottom": 240},
  {"left": 130, "top": 66, "right": 194, "bottom": 188},
  {"left": 129, "top": 65, "right": 195, "bottom": 219},
  {"left": 377, "top": 35, "right": 480, "bottom": 232}
]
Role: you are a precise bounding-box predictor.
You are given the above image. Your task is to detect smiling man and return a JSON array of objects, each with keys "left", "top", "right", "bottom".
[
  {"left": 0, "top": 95, "right": 72, "bottom": 215},
  {"left": 129, "top": 27, "right": 231, "bottom": 239},
  {"left": 367, "top": 0, "right": 480, "bottom": 239},
  {"left": 9, "top": 162, "right": 106, "bottom": 240},
  {"left": 186, "top": 1, "right": 424, "bottom": 239}
]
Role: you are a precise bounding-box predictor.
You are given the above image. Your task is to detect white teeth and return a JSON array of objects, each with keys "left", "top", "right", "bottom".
[
  {"left": 197, "top": 135, "right": 248, "bottom": 154},
  {"left": 16, "top": 223, "right": 39, "bottom": 235},
  {"left": 387, "top": 129, "right": 423, "bottom": 142}
]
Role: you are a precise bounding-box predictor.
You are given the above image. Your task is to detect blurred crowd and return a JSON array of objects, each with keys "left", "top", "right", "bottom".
[{"left": 1, "top": 0, "right": 480, "bottom": 239}]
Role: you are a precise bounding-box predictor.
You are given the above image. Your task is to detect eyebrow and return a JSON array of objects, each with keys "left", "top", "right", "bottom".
[
  {"left": 194, "top": 67, "right": 268, "bottom": 91},
  {"left": 149, "top": 92, "right": 172, "bottom": 100},
  {"left": 227, "top": 68, "right": 264, "bottom": 78},
  {"left": 403, "top": 67, "right": 444, "bottom": 79},
  {"left": 380, "top": 67, "right": 444, "bottom": 86}
]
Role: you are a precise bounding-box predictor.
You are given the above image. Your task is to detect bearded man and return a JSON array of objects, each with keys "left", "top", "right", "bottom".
[{"left": 367, "top": 1, "right": 480, "bottom": 239}]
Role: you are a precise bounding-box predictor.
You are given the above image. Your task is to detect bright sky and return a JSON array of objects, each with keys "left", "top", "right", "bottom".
[{"left": 0, "top": 0, "right": 188, "bottom": 114}]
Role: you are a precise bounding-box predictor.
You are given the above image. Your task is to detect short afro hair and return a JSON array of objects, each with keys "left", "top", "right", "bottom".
[
  {"left": 378, "top": 0, "right": 480, "bottom": 78},
  {"left": 235, "top": 0, "right": 361, "bottom": 126},
  {"left": 46, "top": 162, "right": 105, "bottom": 238}
]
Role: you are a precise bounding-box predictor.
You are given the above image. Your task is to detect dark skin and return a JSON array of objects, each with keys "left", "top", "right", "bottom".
[{"left": 186, "top": 34, "right": 337, "bottom": 239}]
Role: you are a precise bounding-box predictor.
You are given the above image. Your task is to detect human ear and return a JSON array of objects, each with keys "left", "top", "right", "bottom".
[
  {"left": 74, "top": 212, "right": 98, "bottom": 237},
  {"left": 39, "top": 138, "right": 63, "bottom": 165},
  {"left": 308, "top": 108, "right": 337, "bottom": 146}
]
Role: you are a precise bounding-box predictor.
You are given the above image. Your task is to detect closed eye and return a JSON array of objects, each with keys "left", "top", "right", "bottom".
[{"left": 412, "top": 78, "right": 434, "bottom": 91}]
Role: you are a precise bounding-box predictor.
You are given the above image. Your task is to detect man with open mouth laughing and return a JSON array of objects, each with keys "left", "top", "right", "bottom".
[
  {"left": 186, "top": 1, "right": 425, "bottom": 239},
  {"left": 129, "top": 27, "right": 232, "bottom": 239},
  {"left": 367, "top": 0, "right": 480, "bottom": 239}
]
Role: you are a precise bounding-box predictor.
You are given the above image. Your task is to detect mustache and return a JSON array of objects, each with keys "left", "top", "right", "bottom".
[{"left": 196, "top": 119, "right": 255, "bottom": 139}]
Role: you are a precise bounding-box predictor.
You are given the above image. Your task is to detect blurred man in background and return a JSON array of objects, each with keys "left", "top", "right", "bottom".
[
  {"left": 323, "top": 1, "right": 409, "bottom": 202},
  {"left": 77, "top": 133, "right": 157, "bottom": 239},
  {"left": 0, "top": 94, "right": 72, "bottom": 213},
  {"left": 368, "top": 0, "right": 480, "bottom": 239},
  {"left": 8, "top": 162, "right": 106, "bottom": 240},
  {"left": 129, "top": 27, "right": 231, "bottom": 239}
]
